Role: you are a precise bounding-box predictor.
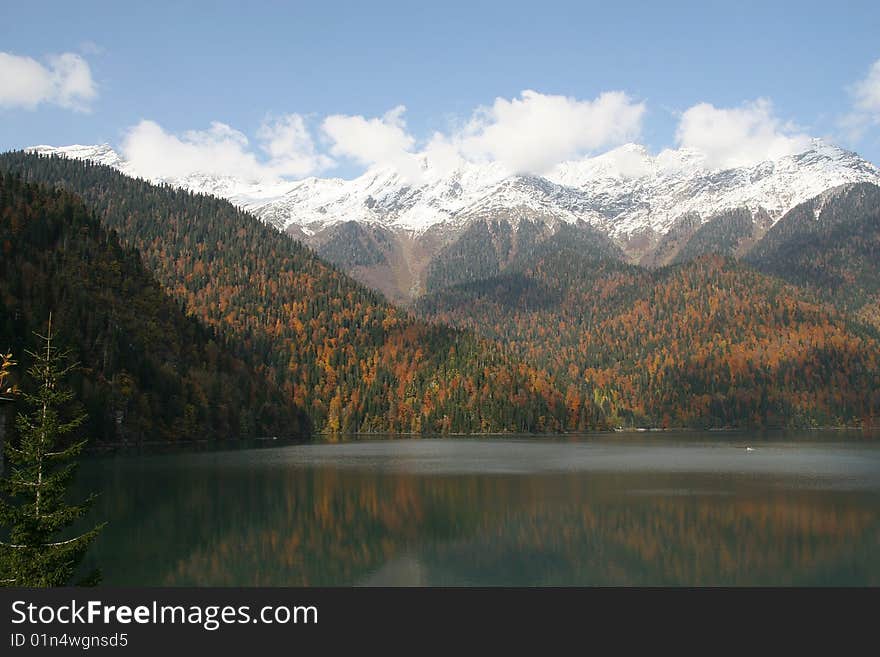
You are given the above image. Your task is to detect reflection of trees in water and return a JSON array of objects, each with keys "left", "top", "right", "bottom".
[
  {"left": 77, "top": 463, "right": 880, "bottom": 586},
  {"left": 426, "top": 497, "right": 880, "bottom": 586}
]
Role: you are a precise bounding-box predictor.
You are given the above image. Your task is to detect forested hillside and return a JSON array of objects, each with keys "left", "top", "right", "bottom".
[
  {"left": 425, "top": 220, "right": 624, "bottom": 293},
  {"left": 672, "top": 208, "right": 769, "bottom": 265},
  {"left": 746, "top": 182, "right": 880, "bottom": 329},
  {"left": 0, "top": 153, "right": 584, "bottom": 434},
  {"left": 4, "top": 152, "right": 877, "bottom": 434},
  {"left": 418, "top": 253, "right": 880, "bottom": 428},
  {"left": 0, "top": 173, "right": 310, "bottom": 442}
]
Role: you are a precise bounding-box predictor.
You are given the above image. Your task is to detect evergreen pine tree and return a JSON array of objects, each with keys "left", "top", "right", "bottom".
[{"left": 0, "top": 317, "right": 104, "bottom": 586}]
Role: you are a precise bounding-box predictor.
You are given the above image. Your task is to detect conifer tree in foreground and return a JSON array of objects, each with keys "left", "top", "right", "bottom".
[{"left": 0, "top": 318, "right": 104, "bottom": 586}]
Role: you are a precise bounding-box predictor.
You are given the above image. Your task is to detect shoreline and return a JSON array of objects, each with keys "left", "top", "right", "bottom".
[{"left": 78, "top": 424, "right": 880, "bottom": 455}]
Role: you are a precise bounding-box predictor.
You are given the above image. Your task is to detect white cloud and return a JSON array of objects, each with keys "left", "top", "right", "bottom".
[
  {"left": 256, "top": 114, "right": 334, "bottom": 177},
  {"left": 422, "top": 131, "right": 468, "bottom": 178},
  {"left": 853, "top": 59, "right": 880, "bottom": 113},
  {"left": 122, "top": 120, "right": 260, "bottom": 181},
  {"left": 320, "top": 91, "right": 645, "bottom": 180},
  {"left": 120, "top": 90, "right": 645, "bottom": 185},
  {"left": 0, "top": 51, "right": 97, "bottom": 111},
  {"left": 675, "top": 99, "right": 811, "bottom": 169},
  {"left": 322, "top": 106, "right": 423, "bottom": 182},
  {"left": 841, "top": 58, "right": 880, "bottom": 141},
  {"left": 114, "top": 90, "right": 826, "bottom": 184},
  {"left": 121, "top": 115, "right": 333, "bottom": 182},
  {"left": 445, "top": 90, "right": 645, "bottom": 175},
  {"left": 603, "top": 146, "right": 654, "bottom": 179}
]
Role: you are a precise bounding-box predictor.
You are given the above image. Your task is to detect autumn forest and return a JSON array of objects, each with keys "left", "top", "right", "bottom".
[{"left": 1, "top": 152, "right": 879, "bottom": 443}]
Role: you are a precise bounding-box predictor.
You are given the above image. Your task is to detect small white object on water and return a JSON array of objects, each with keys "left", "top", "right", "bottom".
[{"left": 746, "top": 447, "right": 755, "bottom": 452}]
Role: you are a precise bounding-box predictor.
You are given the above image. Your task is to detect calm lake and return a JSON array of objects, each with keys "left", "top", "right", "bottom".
[{"left": 73, "top": 432, "right": 880, "bottom": 586}]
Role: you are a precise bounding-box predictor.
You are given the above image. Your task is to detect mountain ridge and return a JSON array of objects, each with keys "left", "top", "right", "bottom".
[
  {"left": 5, "top": 151, "right": 879, "bottom": 431},
  {"left": 27, "top": 140, "right": 880, "bottom": 302},
  {"left": 28, "top": 140, "right": 880, "bottom": 236},
  {"left": 1, "top": 151, "right": 599, "bottom": 434},
  {"left": 0, "top": 171, "right": 311, "bottom": 442}
]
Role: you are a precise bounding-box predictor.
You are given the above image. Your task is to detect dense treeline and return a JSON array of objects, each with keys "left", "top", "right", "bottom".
[
  {"left": 4, "top": 151, "right": 877, "bottom": 435},
  {"left": 0, "top": 173, "right": 310, "bottom": 442},
  {"left": 419, "top": 253, "right": 880, "bottom": 428},
  {"left": 0, "top": 153, "right": 581, "bottom": 434}
]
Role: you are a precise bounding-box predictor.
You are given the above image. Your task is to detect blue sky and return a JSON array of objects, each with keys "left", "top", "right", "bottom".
[{"left": 2, "top": 0, "right": 879, "bottom": 179}]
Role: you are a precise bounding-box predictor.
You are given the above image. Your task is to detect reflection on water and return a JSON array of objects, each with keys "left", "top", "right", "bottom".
[{"left": 74, "top": 434, "right": 880, "bottom": 586}]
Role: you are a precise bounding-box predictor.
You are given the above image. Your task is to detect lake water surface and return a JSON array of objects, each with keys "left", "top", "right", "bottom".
[{"left": 74, "top": 432, "right": 880, "bottom": 586}]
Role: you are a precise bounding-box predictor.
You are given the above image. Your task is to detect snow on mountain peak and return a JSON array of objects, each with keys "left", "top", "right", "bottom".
[
  {"left": 25, "top": 139, "right": 880, "bottom": 239},
  {"left": 29, "top": 143, "right": 124, "bottom": 169}
]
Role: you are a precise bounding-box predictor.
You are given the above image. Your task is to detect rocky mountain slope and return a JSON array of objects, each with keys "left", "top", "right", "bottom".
[
  {"left": 28, "top": 140, "right": 880, "bottom": 302},
  {"left": 746, "top": 182, "right": 880, "bottom": 329}
]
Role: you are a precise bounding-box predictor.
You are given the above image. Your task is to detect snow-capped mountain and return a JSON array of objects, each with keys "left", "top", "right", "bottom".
[
  {"left": 29, "top": 143, "right": 127, "bottom": 169},
  {"left": 27, "top": 140, "right": 880, "bottom": 302},
  {"left": 29, "top": 139, "right": 880, "bottom": 236},
  {"left": 547, "top": 141, "right": 880, "bottom": 238}
]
